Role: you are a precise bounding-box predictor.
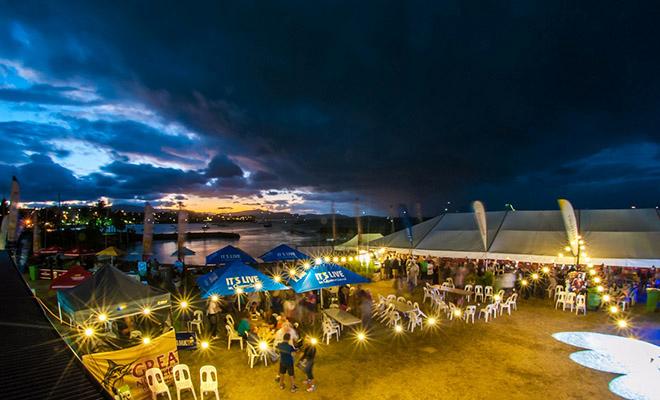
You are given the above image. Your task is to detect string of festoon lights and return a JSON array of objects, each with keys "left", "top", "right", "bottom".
[
  {"left": 72, "top": 244, "right": 630, "bottom": 354},
  {"left": 76, "top": 248, "right": 446, "bottom": 353}
]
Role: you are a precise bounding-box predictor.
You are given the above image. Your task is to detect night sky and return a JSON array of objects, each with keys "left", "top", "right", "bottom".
[{"left": 1, "top": 1, "right": 659, "bottom": 215}]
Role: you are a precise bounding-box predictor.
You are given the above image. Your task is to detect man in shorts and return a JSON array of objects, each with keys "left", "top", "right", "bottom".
[{"left": 275, "top": 333, "right": 298, "bottom": 392}]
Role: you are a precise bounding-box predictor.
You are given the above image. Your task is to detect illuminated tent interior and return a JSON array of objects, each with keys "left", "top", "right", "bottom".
[
  {"left": 57, "top": 265, "right": 171, "bottom": 324},
  {"left": 371, "top": 208, "right": 660, "bottom": 267}
]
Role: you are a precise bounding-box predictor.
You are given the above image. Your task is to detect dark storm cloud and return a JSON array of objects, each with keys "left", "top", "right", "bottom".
[
  {"left": 0, "top": 154, "right": 100, "bottom": 201},
  {"left": 0, "top": 84, "right": 98, "bottom": 105},
  {"left": 1, "top": 1, "right": 660, "bottom": 212},
  {"left": 67, "top": 118, "right": 208, "bottom": 167},
  {"left": 205, "top": 154, "right": 243, "bottom": 178}
]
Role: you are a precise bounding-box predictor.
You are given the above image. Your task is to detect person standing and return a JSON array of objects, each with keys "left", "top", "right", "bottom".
[
  {"left": 392, "top": 256, "right": 401, "bottom": 279},
  {"left": 206, "top": 297, "right": 221, "bottom": 339},
  {"left": 299, "top": 337, "right": 317, "bottom": 392},
  {"left": 383, "top": 256, "right": 392, "bottom": 279},
  {"left": 275, "top": 333, "right": 298, "bottom": 392},
  {"left": 359, "top": 289, "right": 373, "bottom": 327},
  {"left": 407, "top": 260, "right": 419, "bottom": 293}
]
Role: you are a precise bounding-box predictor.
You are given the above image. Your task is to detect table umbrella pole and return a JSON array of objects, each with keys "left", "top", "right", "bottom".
[
  {"left": 237, "top": 294, "right": 241, "bottom": 311},
  {"left": 320, "top": 289, "right": 323, "bottom": 309}
]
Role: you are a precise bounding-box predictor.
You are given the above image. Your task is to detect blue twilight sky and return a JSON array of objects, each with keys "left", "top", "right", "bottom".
[{"left": 0, "top": 1, "right": 659, "bottom": 215}]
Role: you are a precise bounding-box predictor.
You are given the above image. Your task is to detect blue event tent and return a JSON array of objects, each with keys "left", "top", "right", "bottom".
[
  {"left": 290, "top": 262, "right": 370, "bottom": 293},
  {"left": 197, "top": 261, "right": 289, "bottom": 298},
  {"left": 205, "top": 245, "right": 257, "bottom": 265},
  {"left": 260, "top": 244, "right": 310, "bottom": 262}
]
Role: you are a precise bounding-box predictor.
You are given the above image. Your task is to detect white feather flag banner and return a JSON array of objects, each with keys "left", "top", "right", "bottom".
[
  {"left": 472, "top": 200, "right": 488, "bottom": 252},
  {"left": 558, "top": 198, "right": 579, "bottom": 256}
]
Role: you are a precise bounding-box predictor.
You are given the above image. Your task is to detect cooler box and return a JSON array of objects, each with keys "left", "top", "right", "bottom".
[
  {"left": 587, "top": 289, "right": 601, "bottom": 310},
  {"left": 646, "top": 288, "right": 660, "bottom": 312}
]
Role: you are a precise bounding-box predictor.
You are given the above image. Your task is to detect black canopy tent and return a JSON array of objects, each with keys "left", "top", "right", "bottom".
[{"left": 57, "top": 265, "right": 171, "bottom": 325}]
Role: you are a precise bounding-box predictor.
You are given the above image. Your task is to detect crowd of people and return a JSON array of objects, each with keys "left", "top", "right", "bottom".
[{"left": 380, "top": 253, "right": 659, "bottom": 304}]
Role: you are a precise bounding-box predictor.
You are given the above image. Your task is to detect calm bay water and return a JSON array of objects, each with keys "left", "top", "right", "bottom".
[{"left": 125, "top": 222, "right": 326, "bottom": 265}]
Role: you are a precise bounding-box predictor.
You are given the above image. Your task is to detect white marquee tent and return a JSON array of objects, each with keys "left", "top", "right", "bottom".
[
  {"left": 335, "top": 233, "right": 383, "bottom": 251},
  {"left": 370, "top": 208, "right": 660, "bottom": 267}
]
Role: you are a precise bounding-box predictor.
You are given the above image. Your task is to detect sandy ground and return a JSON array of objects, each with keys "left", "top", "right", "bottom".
[
  {"left": 30, "top": 276, "right": 659, "bottom": 400},
  {"left": 175, "top": 280, "right": 658, "bottom": 400}
]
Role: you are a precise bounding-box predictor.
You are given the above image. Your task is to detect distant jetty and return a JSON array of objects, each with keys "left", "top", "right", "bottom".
[{"left": 128, "top": 231, "right": 240, "bottom": 241}]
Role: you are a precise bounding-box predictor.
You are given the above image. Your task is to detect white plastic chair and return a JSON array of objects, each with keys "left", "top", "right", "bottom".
[
  {"left": 447, "top": 303, "right": 458, "bottom": 320},
  {"left": 397, "top": 296, "right": 407, "bottom": 303},
  {"left": 188, "top": 310, "right": 203, "bottom": 334},
  {"left": 445, "top": 277, "right": 454, "bottom": 286},
  {"left": 474, "top": 285, "right": 484, "bottom": 302},
  {"left": 172, "top": 364, "right": 197, "bottom": 400},
  {"left": 563, "top": 292, "right": 577, "bottom": 312},
  {"left": 508, "top": 293, "right": 518, "bottom": 311},
  {"left": 407, "top": 311, "right": 423, "bottom": 332},
  {"left": 554, "top": 286, "right": 565, "bottom": 301},
  {"left": 412, "top": 302, "right": 427, "bottom": 318},
  {"left": 323, "top": 313, "right": 342, "bottom": 332},
  {"left": 500, "top": 295, "right": 516, "bottom": 316},
  {"left": 385, "top": 310, "right": 401, "bottom": 328},
  {"left": 478, "top": 304, "right": 495, "bottom": 322},
  {"left": 199, "top": 365, "right": 219, "bottom": 400},
  {"left": 246, "top": 343, "right": 268, "bottom": 368},
  {"left": 463, "top": 305, "right": 476, "bottom": 323},
  {"left": 378, "top": 303, "right": 395, "bottom": 322},
  {"left": 145, "top": 367, "right": 172, "bottom": 400},
  {"left": 484, "top": 286, "right": 494, "bottom": 302},
  {"left": 464, "top": 285, "right": 474, "bottom": 302},
  {"left": 433, "top": 298, "right": 448, "bottom": 314},
  {"left": 575, "top": 294, "right": 587, "bottom": 315},
  {"left": 225, "top": 324, "right": 244, "bottom": 350},
  {"left": 555, "top": 292, "right": 566, "bottom": 309},
  {"left": 225, "top": 314, "right": 235, "bottom": 327},
  {"left": 322, "top": 320, "right": 340, "bottom": 344},
  {"left": 423, "top": 286, "right": 434, "bottom": 304}
]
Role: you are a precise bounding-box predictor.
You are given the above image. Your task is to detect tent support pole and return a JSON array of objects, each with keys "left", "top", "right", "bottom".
[
  {"left": 320, "top": 289, "right": 323, "bottom": 309},
  {"left": 58, "top": 301, "right": 62, "bottom": 322},
  {"left": 237, "top": 294, "right": 241, "bottom": 311}
]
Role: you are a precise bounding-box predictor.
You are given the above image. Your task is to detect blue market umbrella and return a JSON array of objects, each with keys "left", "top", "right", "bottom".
[
  {"left": 260, "top": 244, "right": 310, "bottom": 262},
  {"left": 290, "top": 262, "right": 370, "bottom": 307},
  {"left": 196, "top": 261, "right": 289, "bottom": 310},
  {"left": 205, "top": 244, "right": 257, "bottom": 265}
]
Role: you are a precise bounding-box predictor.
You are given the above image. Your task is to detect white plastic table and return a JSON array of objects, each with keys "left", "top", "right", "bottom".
[{"left": 324, "top": 308, "right": 361, "bottom": 328}]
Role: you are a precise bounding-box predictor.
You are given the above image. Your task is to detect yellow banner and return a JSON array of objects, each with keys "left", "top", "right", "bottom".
[{"left": 82, "top": 330, "right": 179, "bottom": 400}]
